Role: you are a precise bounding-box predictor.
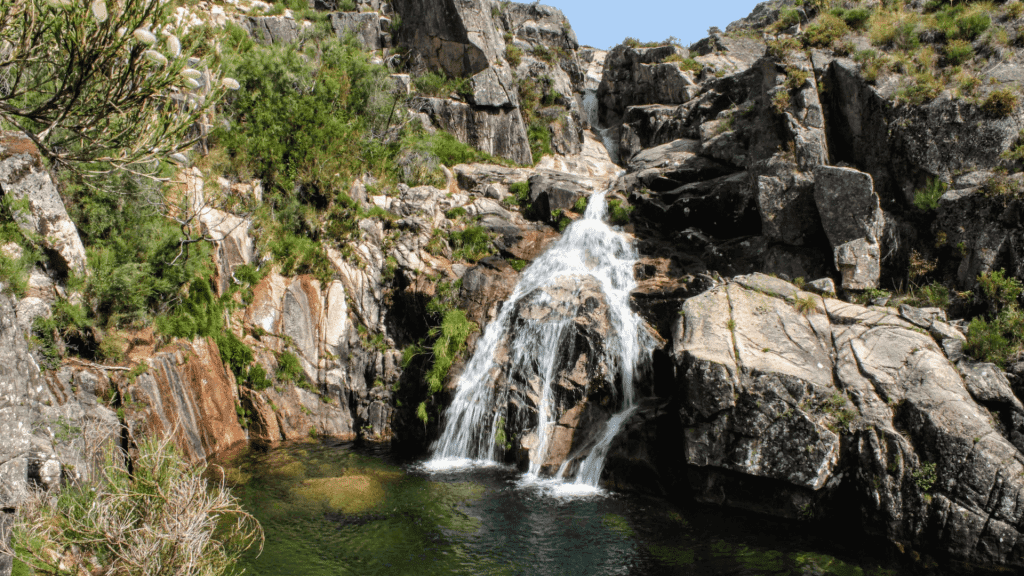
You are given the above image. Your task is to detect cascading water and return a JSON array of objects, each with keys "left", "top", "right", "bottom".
[
  {"left": 428, "top": 187, "right": 653, "bottom": 488},
  {"left": 583, "top": 89, "right": 620, "bottom": 165}
]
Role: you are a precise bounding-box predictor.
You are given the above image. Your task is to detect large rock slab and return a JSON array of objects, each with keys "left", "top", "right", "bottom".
[
  {"left": 0, "top": 132, "right": 87, "bottom": 275},
  {"left": 330, "top": 11, "right": 382, "bottom": 50},
  {"left": 597, "top": 44, "right": 699, "bottom": 125},
  {"left": 813, "top": 166, "right": 884, "bottom": 290}
]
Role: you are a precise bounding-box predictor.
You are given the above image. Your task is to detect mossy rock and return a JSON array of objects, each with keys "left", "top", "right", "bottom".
[{"left": 292, "top": 475, "right": 387, "bottom": 514}]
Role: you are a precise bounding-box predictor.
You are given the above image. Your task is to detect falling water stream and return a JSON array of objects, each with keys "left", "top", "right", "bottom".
[{"left": 427, "top": 185, "right": 653, "bottom": 489}]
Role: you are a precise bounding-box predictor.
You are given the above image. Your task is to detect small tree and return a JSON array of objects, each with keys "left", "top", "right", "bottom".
[{"left": 0, "top": 0, "right": 236, "bottom": 173}]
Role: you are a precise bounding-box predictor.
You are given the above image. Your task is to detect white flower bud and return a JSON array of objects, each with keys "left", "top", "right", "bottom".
[
  {"left": 221, "top": 77, "right": 240, "bottom": 90},
  {"left": 181, "top": 68, "right": 202, "bottom": 79},
  {"left": 91, "top": 0, "right": 107, "bottom": 21},
  {"left": 166, "top": 34, "right": 181, "bottom": 57},
  {"left": 134, "top": 29, "right": 157, "bottom": 45},
  {"left": 144, "top": 50, "right": 168, "bottom": 66},
  {"left": 168, "top": 153, "right": 189, "bottom": 165},
  {"left": 183, "top": 78, "right": 201, "bottom": 89}
]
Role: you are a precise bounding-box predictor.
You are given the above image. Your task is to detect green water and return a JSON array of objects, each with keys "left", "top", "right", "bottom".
[{"left": 219, "top": 441, "right": 909, "bottom": 576}]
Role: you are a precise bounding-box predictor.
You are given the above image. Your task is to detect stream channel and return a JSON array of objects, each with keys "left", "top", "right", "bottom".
[{"left": 217, "top": 440, "right": 913, "bottom": 576}]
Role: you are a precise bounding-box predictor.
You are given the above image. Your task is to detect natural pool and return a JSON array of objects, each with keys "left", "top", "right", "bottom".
[{"left": 217, "top": 440, "right": 909, "bottom": 576}]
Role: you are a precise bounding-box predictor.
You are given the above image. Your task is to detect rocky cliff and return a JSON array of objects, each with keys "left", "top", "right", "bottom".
[{"left": 5, "top": 0, "right": 1024, "bottom": 572}]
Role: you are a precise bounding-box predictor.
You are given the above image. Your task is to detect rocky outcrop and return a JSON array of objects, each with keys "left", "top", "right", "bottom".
[
  {"left": 597, "top": 45, "right": 699, "bottom": 127},
  {"left": 813, "top": 166, "right": 884, "bottom": 289},
  {"left": 606, "top": 273, "right": 1024, "bottom": 568},
  {"left": 0, "top": 133, "right": 88, "bottom": 276},
  {"left": 0, "top": 293, "right": 120, "bottom": 573},
  {"left": 410, "top": 97, "right": 532, "bottom": 165}
]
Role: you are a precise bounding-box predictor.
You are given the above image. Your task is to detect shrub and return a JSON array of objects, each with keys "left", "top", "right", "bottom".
[
  {"left": 572, "top": 196, "right": 589, "bottom": 213},
  {"left": 766, "top": 38, "right": 802, "bottom": 60},
  {"left": 607, "top": 199, "right": 633, "bottom": 225},
  {"left": 528, "top": 122, "right": 553, "bottom": 164},
  {"left": 794, "top": 294, "right": 820, "bottom": 315},
  {"left": 944, "top": 39, "right": 974, "bottom": 66},
  {"left": 913, "top": 462, "right": 937, "bottom": 492},
  {"left": 785, "top": 67, "right": 810, "bottom": 90},
  {"left": 413, "top": 70, "right": 471, "bottom": 98},
  {"left": 841, "top": 8, "right": 871, "bottom": 30},
  {"left": 13, "top": 437, "right": 261, "bottom": 575},
  {"left": 803, "top": 14, "right": 849, "bottom": 48},
  {"left": 450, "top": 226, "right": 492, "bottom": 262},
  {"left": 424, "top": 309, "right": 477, "bottom": 394},
  {"left": 277, "top": 350, "right": 306, "bottom": 385},
  {"left": 917, "top": 282, "right": 950, "bottom": 309},
  {"left": 663, "top": 54, "right": 702, "bottom": 73},
  {"left": 505, "top": 44, "right": 523, "bottom": 67},
  {"left": 776, "top": 9, "right": 802, "bottom": 30},
  {"left": 445, "top": 207, "right": 468, "bottom": 220},
  {"left": 771, "top": 90, "right": 791, "bottom": 114},
  {"left": 1008, "top": 2, "right": 1024, "bottom": 19},
  {"left": 913, "top": 177, "right": 948, "bottom": 211},
  {"left": 978, "top": 269, "right": 1023, "bottom": 307},
  {"left": 896, "top": 72, "right": 942, "bottom": 105},
  {"left": 954, "top": 12, "right": 990, "bottom": 41},
  {"left": 870, "top": 15, "right": 921, "bottom": 51},
  {"left": 982, "top": 89, "right": 1018, "bottom": 117}
]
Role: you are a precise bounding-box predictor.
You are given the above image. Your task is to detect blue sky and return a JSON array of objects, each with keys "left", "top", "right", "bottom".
[{"left": 543, "top": 0, "right": 764, "bottom": 50}]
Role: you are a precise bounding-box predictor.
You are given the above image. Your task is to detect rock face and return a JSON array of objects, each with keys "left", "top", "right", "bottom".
[
  {"left": 813, "top": 166, "right": 884, "bottom": 289},
  {"left": 0, "top": 293, "right": 120, "bottom": 573},
  {"left": 0, "top": 133, "right": 88, "bottom": 276},
  {"left": 607, "top": 273, "right": 1024, "bottom": 568},
  {"left": 410, "top": 97, "right": 532, "bottom": 165}
]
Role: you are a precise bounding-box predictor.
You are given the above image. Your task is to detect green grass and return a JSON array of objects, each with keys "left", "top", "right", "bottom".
[
  {"left": 450, "top": 226, "right": 493, "bottom": 262},
  {"left": 912, "top": 177, "right": 947, "bottom": 211}
]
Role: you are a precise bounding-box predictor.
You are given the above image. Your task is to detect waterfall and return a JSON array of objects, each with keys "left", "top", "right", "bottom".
[
  {"left": 427, "top": 188, "right": 653, "bottom": 488},
  {"left": 583, "top": 89, "right": 620, "bottom": 165}
]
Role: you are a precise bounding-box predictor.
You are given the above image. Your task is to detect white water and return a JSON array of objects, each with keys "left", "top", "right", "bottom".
[
  {"left": 583, "top": 89, "right": 620, "bottom": 165},
  {"left": 427, "top": 188, "right": 653, "bottom": 488}
]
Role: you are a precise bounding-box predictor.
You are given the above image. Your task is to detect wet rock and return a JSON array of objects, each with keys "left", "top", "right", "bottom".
[
  {"left": 630, "top": 171, "right": 759, "bottom": 238},
  {"left": 200, "top": 209, "right": 253, "bottom": 296},
  {"left": 459, "top": 256, "right": 518, "bottom": 328},
  {"left": 527, "top": 170, "right": 588, "bottom": 216}
]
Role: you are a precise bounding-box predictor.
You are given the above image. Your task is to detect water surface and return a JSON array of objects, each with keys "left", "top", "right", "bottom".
[{"left": 220, "top": 441, "right": 911, "bottom": 576}]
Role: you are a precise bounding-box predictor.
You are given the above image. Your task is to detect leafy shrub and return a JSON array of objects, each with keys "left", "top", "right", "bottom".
[
  {"left": 506, "top": 258, "right": 528, "bottom": 272},
  {"left": 896, "top": 72, "right": 942, "bottom": 105},
  {"left": 982, "top": 89, "right": 1018, "bottom": 117},
  {"left": 445, "top": 207, "right": 468, "bottom": 220},
  {"left": 406, "top": 131, "right": 507, "bottom": 167},
  {"left": 572, "top": 196, "right": 589, "bottom": 213},
  {"left": 607, "top": 199, "right": 633, "bottom": 225},
  {"left": 450, "top": 226, "right": 492, "bottom": 262},
  {"left": 528, "top": 122, "right": 553, "bottom": 164},
  {"left": 944, "top": 39, "right": 974, "bottom": 65},
  {"left": 425, "top": 309, "right": 477, "bottom": 394},
  {"left": 913, "top": 462, "right": 937, "bottom": 492},
  {"left": 978, "top": 269, "right": 1023, "bottom": 307},
  {"left": 277, "top": 350, "right": 306, "bottom": 385},
  {"left": 803, "top": 14, "right": 850, "bottom": 48},
  {"left": 913, "top": 177, "right": 948, "bottom": 210},
  {"left": 13, "top": 436, "right": 261, "bottom": 576},
  {"left": 775, "top": 9, "right": 802, "bottom": 30}
]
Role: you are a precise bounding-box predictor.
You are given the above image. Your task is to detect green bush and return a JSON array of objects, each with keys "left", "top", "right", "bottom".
[
  {"left": 505, "top": 44, "right": 523, "bottom": 67},
  {"left": 955, "top": 12, "right": 990, "bottom": 41},
  {"left": 913, "top": 177, "right": 948, "bottom": 211},
  {"left": 982, "top": 89, "right": 1018, "bottom": 118},
  {"left": 978, "top": 269, "right": 1023, "bottom": 307},
  {"left": 413, "top": 71, "right": 471, "bottom": 98},
  {"left": 425, "top": 310, "right": 477, "bottom": 394},
  {"left": 450, "top": 226, "right": 493, "bottom": 262},
  {"left": 277, "top": 350, "right": 306, "bottom": 385},
  {"left": 803, "top": 14, "right": 850, "bottom": 48},
  {"left": 916, "top": 282, "right": 950, "bottom": 309},
  {"left": 13, "top": 436, "right": 261, "bottom": 575},
  {"left": 607, "top": 199, "right": 633, "bottom": 225},
  {"left": 528, "top": 122, "right": 553, "bottom": 164},
  {"left": 841, "top": 8, "right": 872, "bottom": 30},
  {"left": 944, "top": 39, "right": 974, "bottom": 66}
]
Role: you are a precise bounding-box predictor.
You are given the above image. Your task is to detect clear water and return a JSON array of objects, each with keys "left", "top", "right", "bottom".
[
  {"left": 430, "top": 190, "right": 654, "bottom": 486},
  {"left": 222, "top": 441, "right": 908, "bottom": 576}
]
